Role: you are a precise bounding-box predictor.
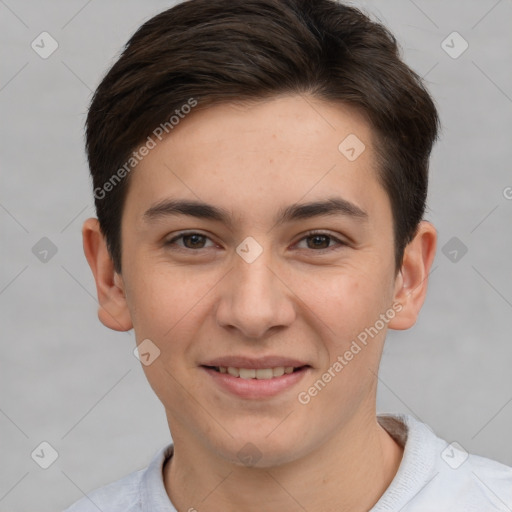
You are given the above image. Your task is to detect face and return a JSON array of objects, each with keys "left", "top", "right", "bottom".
[{"left": 90, "top": 94, "right": 431, "bottom": 467}]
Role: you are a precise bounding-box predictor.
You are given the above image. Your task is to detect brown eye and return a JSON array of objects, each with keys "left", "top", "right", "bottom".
[
  {"left": 182, "top": 234, "right": 207, "bottom": 249},
  {"left": 165, "top": 232, "right": 215, "bottom": 250},
  {"left": 306, "top": 234, "right": 331, "bottom": 249},
  {"left": 294, "top": 231, "right": 347, "bottom": 252}
]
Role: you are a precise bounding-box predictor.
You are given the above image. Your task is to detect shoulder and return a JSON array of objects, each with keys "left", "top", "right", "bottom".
[
  {"left": 432, "top": 448, "right": 512, "bottom": 510},
  {"left": 62, "top": 443, "right": 174, "bottom": 512},
  {"left": 376, "top": 414, "right": 512, "bottom": 511},
  {"left": 62, "top": 467, "right": 145, "bottom": 512}
]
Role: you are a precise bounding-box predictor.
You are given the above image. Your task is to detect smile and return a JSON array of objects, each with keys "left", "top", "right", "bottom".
[
  {"left": 207, "top": 366, "right": 305, "bottom": 379},
  {"left": 201, "top": 365, "right": 310, "bottom": 399}
]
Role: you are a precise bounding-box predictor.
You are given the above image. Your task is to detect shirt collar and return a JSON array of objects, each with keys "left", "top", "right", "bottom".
[{"left": 140, "top": 443, "right": 176, "bottom": 512}]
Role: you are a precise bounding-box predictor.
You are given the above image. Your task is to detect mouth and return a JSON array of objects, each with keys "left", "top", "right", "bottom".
[
  {"left": 202, "top": 365, "right": 309, "bottom": 379},
  {"left": 200, "top": 363, "right": 311, "bottom": 399}
]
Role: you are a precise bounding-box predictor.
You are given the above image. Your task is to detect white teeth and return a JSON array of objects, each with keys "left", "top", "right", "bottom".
[
  {"left": 255, "top": 368, "right": 273, "bottom": 380},
  {"left": 227, "top": 366, "right": 239, "bottom": 377},
  {"left": 217, "top": 366, "right": 301, "bottom": 379},
  {"left": 239, "top": 368, "right": 256, "bottom": 379},
  {"left": 272, "top": 367, "right": 285, "bottom": 377}
]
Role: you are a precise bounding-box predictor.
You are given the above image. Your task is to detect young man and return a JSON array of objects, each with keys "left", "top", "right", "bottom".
[{"left": 65, "top": 0, "right": 512, "bottom": 510}]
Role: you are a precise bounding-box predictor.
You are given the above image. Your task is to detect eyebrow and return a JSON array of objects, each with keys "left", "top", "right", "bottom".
[{"left": 142, "top": 197, "right": 368, "bottom": 227}]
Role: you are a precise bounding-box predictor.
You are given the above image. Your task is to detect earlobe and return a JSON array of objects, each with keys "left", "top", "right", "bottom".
[
  {"left": 82, "top": 218, "right": 133, "bottom": 332},
  {"left": 388, "top": 221, "right": 437, "bottom": 330}
]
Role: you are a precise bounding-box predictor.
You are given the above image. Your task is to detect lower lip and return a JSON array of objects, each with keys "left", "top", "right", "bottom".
[{"left": 201, "top": 366, "right": 310, "bottom": 399}]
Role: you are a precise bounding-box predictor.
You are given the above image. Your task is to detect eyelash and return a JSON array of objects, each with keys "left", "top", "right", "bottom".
[{"left": 164, "top": 230, "right": 348, "bottom": 253}]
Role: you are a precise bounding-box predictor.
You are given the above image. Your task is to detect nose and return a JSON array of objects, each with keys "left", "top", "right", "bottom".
[{"left": 215, "top": 250, "right": 296, "bottom": 339}]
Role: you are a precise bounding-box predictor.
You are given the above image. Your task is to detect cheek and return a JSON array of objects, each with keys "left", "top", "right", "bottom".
[
  {"left": 293, "top": 273, "right": 388, "bottom": 409},
  {"left": 293, "top": 266, "right": 387, "bottom": 341},
  {"left": 126, "top": 266, "right": 219, "bottom": 352}
]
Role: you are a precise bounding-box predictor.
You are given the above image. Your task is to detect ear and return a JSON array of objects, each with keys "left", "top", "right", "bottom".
[
  {"left": 82, "top": 218, "right": 133, "bottom": 331},
  {"left": 388, "top": 220, "right": 437, "bottom": 330}
]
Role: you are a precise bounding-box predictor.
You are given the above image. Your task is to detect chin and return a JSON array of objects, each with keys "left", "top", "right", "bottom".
[{"left": 210, "top": 431, "right": 305, "bottom": 469}]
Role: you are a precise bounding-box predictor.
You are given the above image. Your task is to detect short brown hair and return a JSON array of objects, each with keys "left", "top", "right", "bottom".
[{"left": 86, "top": 0, "right": 440, "bottom": 274}]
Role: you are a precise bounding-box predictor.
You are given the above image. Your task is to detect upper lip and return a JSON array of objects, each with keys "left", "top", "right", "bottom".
[{"left": 201, "top": 356, "right": 310, "bottom": 369}]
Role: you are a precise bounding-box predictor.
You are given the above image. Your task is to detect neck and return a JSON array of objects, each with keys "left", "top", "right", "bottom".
[{"left": 163, "top": 411, "right": 404, "bottom": 512}]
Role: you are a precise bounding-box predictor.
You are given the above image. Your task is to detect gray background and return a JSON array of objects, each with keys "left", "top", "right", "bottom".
[{"left": 1, "top": 1, "right": 511, "bottom": 511}]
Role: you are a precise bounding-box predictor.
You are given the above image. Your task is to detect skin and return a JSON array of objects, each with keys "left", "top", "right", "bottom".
[{"left": 83, "top": 94, "right": 437, "bottom": 512}]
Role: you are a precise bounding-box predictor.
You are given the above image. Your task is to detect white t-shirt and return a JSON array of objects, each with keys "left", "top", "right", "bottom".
[{"left": 63, "top": 414, "right": 512, "bottom": 511}]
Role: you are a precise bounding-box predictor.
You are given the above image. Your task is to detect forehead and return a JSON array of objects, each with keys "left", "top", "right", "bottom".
[{"left": 123, "top": 94, "right": 389, "bottom": 227}]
